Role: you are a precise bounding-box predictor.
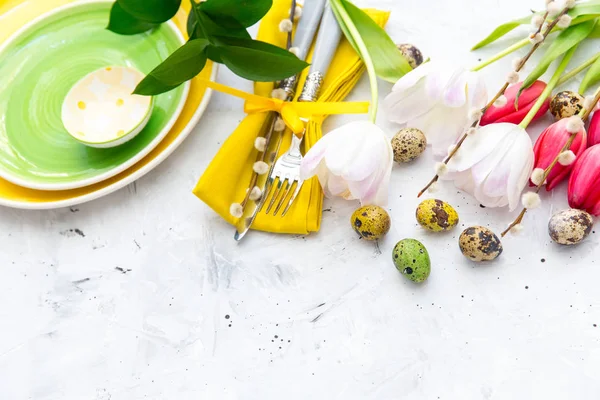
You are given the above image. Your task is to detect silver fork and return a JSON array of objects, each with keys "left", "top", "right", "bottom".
[{"left": 260, "top": 126, "right": 306, "bottom": 217}]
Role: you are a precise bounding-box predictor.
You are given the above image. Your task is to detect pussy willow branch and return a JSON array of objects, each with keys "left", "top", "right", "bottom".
[
  {"left": 239, "top": 0, "right": 297, "bottom": 208},
  {"left": 500, "top": 88, "right": 600, "bottom": 237},
  {"left": 417, "top": 8, "right": 571, "bottom": 198}
]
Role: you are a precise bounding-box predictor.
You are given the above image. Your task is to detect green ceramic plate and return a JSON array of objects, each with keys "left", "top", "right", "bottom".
[{"left": 0, "top": 0, "right": 189, "bottom": 190}]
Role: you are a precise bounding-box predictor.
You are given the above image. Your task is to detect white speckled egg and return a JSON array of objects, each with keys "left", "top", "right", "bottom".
[
  {"left": 459, "top": 226, "right": 503, "bottom": 262},
  {"left": 391, "top": 128, "right": 426, "bottom": 163},
  {"left": 548, "top": 209, "right": 593, "bottom": 245}
]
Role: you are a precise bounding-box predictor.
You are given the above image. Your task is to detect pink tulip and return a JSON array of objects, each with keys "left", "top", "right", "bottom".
[
  {"left": 480, "top": 81, "right": 549, "bottom": 126},
  {"left": 531, "top": 118, "right": 587, "bottom": 191},
  {"left": 568, "top": 144, "right": 600, "bottom": 216},
  {"left": 588, "top": 111, "right": 600, "bottom": 147}
]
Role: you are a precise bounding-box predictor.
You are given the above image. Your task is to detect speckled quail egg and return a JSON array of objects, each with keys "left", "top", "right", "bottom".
[
  {"left": 351, "top": 205, "right": 391, "bottom": 241},
  {"left": 416, "top": 199, "right": 459, "bottom": 232},
  {"left": 391, "top": 128, "right": 427, "bottom": 163},
  {"left": 459, "top": 226, "right": 503, "bottom": 262},
  {"left": 397, "top": 43, "right": 424, "bottom": 69},
  {"left": 550, "top": 91, "right": 584, "bottom": 120},
  {"left": 548, "top": 209, "right": 593, "bottom": 245},
  {"left": 392, "top": 239, "right": 431, "bottom": 283}
]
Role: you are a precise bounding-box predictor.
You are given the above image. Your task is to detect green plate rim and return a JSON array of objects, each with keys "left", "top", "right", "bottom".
[{"left": 0, "top": 0, "right": 190, "bottom": 191}]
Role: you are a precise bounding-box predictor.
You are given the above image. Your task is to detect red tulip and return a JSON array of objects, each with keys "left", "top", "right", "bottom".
[
  {"left": 568, "top": 144, "right": 600, "bottom": 216},
  {"left": 587, "top": 110, "right": 600, "bottom": 147},
  {"left": 480, "top": 81, "right": 549, "bottom": 126},
  {"left": 531, "top": 118, "right": 587, "bottom": 190}
]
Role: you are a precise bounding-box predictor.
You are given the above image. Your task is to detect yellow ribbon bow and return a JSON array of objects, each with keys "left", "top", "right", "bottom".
[{"left": 202, "top": 80, "right": 370, "bottom": 134}]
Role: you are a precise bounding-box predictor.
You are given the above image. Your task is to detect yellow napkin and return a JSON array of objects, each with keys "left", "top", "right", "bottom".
[{"left": 194, "top": 0, "right": 390, "bottom": 234}]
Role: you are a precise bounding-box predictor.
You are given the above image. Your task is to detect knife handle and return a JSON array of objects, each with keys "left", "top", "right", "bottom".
[
  {"left": 280, "top": 0, "right": 327, "bottom": 97},
  {"left": 293, "top": 0, "right": 327, "bottom": 61},
  {"left": 298, "top": 4, "right": 342, "bottom": 102}
]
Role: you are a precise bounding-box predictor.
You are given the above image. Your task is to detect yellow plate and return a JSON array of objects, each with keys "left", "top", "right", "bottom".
[{"left": 0, "top": 0, "right": 215, "bottom": 209}]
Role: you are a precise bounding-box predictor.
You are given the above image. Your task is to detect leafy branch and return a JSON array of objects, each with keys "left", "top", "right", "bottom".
[{"left": 107, "top": 0, "right": 309, "bottom": 95}]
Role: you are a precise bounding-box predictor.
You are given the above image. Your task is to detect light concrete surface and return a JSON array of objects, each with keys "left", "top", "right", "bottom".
[{"left": 1, "top": 1, "right": 599, "bottom": 399}]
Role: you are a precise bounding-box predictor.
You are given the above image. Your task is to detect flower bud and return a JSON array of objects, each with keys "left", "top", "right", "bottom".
[
  {"left": 587, "top": 111, "right": 600, "bottom": 147},
  {"left": 481, "top": 81, "right": 549, "bottom": 126},
  {"left": 532, "top": 118, "right": 587, "bottom": 190},
  {"left": 568, "top": 144, "right": 600, "bottom": 216}
]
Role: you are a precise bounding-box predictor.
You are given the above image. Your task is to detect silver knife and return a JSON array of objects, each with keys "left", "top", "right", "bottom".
[
  {"left": 298, "top": 4, "right": 343, "bottom": 102},
  {"left": 234, "top": 0, "right": 327, "bottom": 241}
]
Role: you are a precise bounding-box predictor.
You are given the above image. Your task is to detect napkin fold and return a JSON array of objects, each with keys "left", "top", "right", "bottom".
[{"left": 194, "top": 0, "right": 390, "bottom": 234}]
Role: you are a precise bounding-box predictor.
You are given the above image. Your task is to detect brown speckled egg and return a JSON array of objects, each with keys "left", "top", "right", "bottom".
[
  {"left": 548, "top": 209, "right": 593, "bottom": 245},
  {"left": 391, "top": 128, "right": 426, "bottom": 163},
  {"left": 397, "top": 43, "right": 424, "bottom": 69},
  {"left": 351, "top": 205, "right": 391, "bottom": 241},
  {"left": 550, "top": 91, "right": 584, "bottom": 120},
  {"left": 459, "top": 226, "right": 503, "bottom": 262}
]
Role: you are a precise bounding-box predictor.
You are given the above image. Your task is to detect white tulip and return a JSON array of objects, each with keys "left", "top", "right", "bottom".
[
  {"left": 383, "top": 61, "right": 487, "bottom": 157},
  {"left": 300, "top": 121, "right": 393, "bottom": 206},
  {"left": 444, "top": 123, "right": 534, "bottom": 211}
]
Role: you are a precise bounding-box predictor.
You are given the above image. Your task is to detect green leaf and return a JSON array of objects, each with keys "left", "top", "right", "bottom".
[
  {"left": 107, "top": 2, "right": 158, "bottom": 35},
  {"left": 192, "top": 6, "right": 251, "bottom": 41},
  {"left": 134, "top": 38, "right": 210, "bottom": 95},
  {"left": 200, "top": 0, "right": 273, "bottom": 28},
  {"left": 216, "top": 39, "right": 309, "bottom": 82},
  {"left": 117, "top": 0, "right": 181, "bottom": 23},
  {"left": 338, "top": 0, "right": 412, "bottom": 82},
  {"left": 569, "top": 1, "right": 600, "bottom": 18},
  {"left": 518, "top": 19, "right": 597, "bottom": 100},
  {"left": 471, "top": 13, "right": 535, "bottom": 51},
  {"left": 187, "top": 10, "right": 197, "bottom": 39},
  {"left": 579, "top": 55, "right": 600, "bottom": 93},
  {"left": 470, "top": 3, "right": 600, "bottom": 51},
  {"left": 589, "top": 21, "right": 600, "bottom": 38}
]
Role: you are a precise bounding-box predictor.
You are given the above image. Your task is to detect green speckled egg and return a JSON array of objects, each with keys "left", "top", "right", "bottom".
[
  {"left": 548, "top": 209, "right": 593, "bottom": 245},
  {"left": 351, "top": 205, "right": 391, "bottom": 241},
  {"left": 550, "top": 91, "right": 584, "bottom": 120},
  {"left": 393, "top": 239, "right": 430, "bottom": 283},
  {"left": 459, "top": 226, "right": 503, "bottom": 262},
  {"left": 416, "top": 199, "right": 459, "bottom": 232}
]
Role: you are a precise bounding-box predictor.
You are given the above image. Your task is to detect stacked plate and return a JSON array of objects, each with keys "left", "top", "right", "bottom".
[{"left": 0, "top": 0, "right": 215, "bottom": 209}]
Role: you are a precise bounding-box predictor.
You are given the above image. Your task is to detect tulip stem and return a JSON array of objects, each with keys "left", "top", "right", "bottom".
[
  {"left": 518, "top": 45, "right": 578, "bottom": 129},
  {"left": 329, "top": 0, "right": 378, "bottom": 124},
  {"left": 417, "top": 7, "right": 572, "bottom": 198},
  {"left": 557, "top": 51, "right": 600, "bottom": 87},
  {"left": 471, "top": 38, "right": 530, "bottom": 72}
]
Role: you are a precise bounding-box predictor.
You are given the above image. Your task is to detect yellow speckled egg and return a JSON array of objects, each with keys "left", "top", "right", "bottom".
[
  {"left": 351, "top": 206, "right": 391, "bottom": 241},
  {"left": 416, "top": 199, "right": 459, "bottom": 232}
]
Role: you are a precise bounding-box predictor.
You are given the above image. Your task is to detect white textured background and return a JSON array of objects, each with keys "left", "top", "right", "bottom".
[{"left": 1, "top": 0, "right": 600, "bottom": 399}]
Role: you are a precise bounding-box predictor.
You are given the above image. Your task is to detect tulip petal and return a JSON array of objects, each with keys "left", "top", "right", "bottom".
[
  {"left": 447, "top": 123, "right": 519, "bottom": 172},
  {"left": 347, "top": 141, "right": 393, "bottom": 206},
  {"left": 569, "top": 145, "right": 600, "bottom": 214},
  {"left": 588, "top": 111, "right": 600, "bottom": 147},
  {"left": 425, "top": 65, "right": 457, "bottom": 101},
  {"left": 480, "top": 81, "right": 548, "bottom": 126},
  {"left": 466, "top": 72, "right": 488, "bottom": 111},
  {"left": 383, "top": 80, "right": 435, "bottom": 125},
  {"left": 506, "top": 131, "right": 534, "bottom": 210},
  {"left": 410, "top": 103, "right": 473, "bottom": 157},
  {"left": 390, "top": 61, "right": 434, "bottom": 94},
  {"left": 442, "top": 70, "right": 469, "bottom": 108},
  {"left": 300, "top": 131, "right": 337, "bottom": 179}
]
